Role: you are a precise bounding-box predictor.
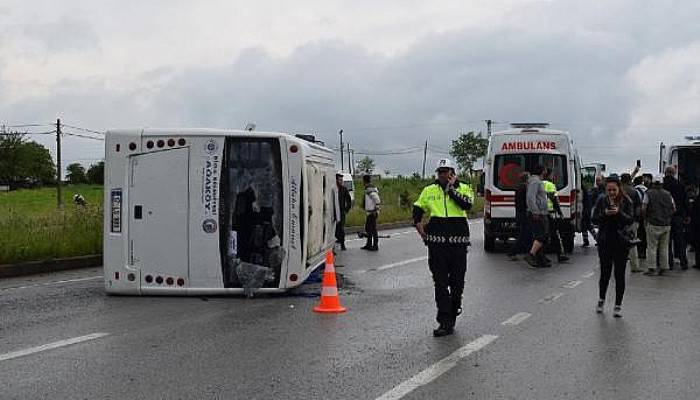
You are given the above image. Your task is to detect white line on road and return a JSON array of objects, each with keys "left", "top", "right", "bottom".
[
  {"left": 582, "top": 271, "right": 596, "bottom": 279},
  {"left": 375, "top": 334, "right": 498, "bottom": 400},
  {"left": 538, "top": 292, "right": 564, "bottom": 304},
  {"left": 0, "top": 333, "right": 109, "bottom": 363},
  {"left": 501, "top": 312, "right": 532, "bottom": 326},
  {"left": 562, "top": 280, "right": 583, "bottom": 289},
  {"left": 354, "top": 256, "right": 428, "bottom": 274},
  {"left": 0, "top": 276, "right": 103, "bottom": 292}
]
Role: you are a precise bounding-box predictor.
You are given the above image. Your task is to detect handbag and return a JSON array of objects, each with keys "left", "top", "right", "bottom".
[{"left": 618, "top": 223, "right": 640, "bottom": 248}]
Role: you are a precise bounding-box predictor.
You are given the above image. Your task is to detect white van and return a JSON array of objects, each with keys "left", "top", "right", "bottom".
[
  {"left": 660, "top": 136, "right": 700, "bottom": 184},
  {"left": 482, "top": 123, "right": 583, "bottom": 252}
]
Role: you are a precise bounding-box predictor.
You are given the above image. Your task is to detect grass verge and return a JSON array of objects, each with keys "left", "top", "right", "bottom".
[
  {"left": 0, "top": 180, "right": 484, "bottom": 264},
  {"left": 0, "top": 185, "right": 103, "bottom": 264}
]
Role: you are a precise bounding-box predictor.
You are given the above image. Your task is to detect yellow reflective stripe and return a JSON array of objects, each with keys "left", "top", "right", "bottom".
[{"left": 414, "top": 183, "right": 472, "bottom": 218}]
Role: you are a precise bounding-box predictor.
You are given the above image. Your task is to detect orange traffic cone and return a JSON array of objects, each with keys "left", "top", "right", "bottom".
[{"left": 313, "top": 250, "right": 347, "bottom": 313}]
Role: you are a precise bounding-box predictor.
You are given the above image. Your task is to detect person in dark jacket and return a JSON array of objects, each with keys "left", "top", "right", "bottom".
[
  {"left": 508, "top": 171, "right": 532, "bottom": 259},
  {"left": 621, "top": 173, "right": 643, "bottom": 272},
  {"left": 690, "top": 186, "right": 700, "bottom": 269},
  {"left": 335, "top": 172, "right": 352, "bottom": 251},
  {"left": 591, "top": 175, "right": 607, "bottom": 205},
  {"left": 592, "top": 176, "right": 634, "bottom": 318},
  {"left": 663, "top": 166, "right": 689, "bottom": 269},
  {"left": 581, "top": 184, "right": 594, "bottom": 247},
  {"left": 643, "top": 174, "right": 676, "bottom": 276}
]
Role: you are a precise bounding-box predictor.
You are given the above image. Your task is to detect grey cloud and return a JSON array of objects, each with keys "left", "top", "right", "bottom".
[
  {"left": 5, "top": 0, "right": 700, "bottom": 173},
  {"left": 143, "top": 27, "right": 644, "bottom": 172},
  {"left": 22, "top": 15, "right": 100, "bottom": 53}
]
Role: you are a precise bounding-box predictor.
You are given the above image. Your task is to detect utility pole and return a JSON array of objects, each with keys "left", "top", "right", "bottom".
[
  {"left": 421, "top": 140, "right": 428, "bottom": 179},
  {"left": 485, "top": 119, "right": 492, "bottom": 138},
  {"left": 350, "top": 149, "right": 355, "bottom": 176},
  {"left": 346, "top": 143, "right": 352, "bottom": 175},
  {"left": 339, "top": 129, "right": 344, "bottom": 171},
  {"left": 56, "top": 118, "right": 63, "bottom": 208}
]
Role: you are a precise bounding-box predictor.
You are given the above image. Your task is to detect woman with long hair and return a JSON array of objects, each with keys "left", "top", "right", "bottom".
[{"left": 592, "top": 176, "right": 634, "bottom": 317}]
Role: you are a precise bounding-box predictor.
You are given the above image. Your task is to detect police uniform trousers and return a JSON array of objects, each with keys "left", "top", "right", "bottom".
[{"left": 428, "top": 243, "right": 468, "bottom": 328}]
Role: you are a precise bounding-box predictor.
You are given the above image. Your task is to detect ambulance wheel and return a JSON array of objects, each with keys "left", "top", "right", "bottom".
[
  {"left": 484, "top": 234, "right": 496, "bottom": 252},
  {"left": 563, "top": 234, "right": 575, "bottom": 253}
]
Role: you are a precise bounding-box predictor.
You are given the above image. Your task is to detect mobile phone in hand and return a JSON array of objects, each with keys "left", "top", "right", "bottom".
[{"left": 636, "top": 159, "right": 641, "bottom": 168}]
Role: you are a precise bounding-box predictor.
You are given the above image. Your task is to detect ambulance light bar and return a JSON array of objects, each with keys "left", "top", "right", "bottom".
[{"left": 510, "top": 122, "right": 550, "bottom": 129}]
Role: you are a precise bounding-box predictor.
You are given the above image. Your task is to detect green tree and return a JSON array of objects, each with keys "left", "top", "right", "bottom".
[
  {"left": 0, "top": 132, "right": 56, "bottom": 185},
  {"left": 449, "top": 131, "right": 489, "bottom": 175},
  {"left": 66, "top": 163, "right": 87, "bottom": 184},
  {"left": 87, "top": 161, "right": 105, "bottom": 184},
  {"left": 356, "top": 156, "right": 376, "bottom": 174}
]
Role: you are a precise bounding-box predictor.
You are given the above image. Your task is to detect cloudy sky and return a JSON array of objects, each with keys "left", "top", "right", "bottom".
[{"left": 2, "top": 0, "right": 700, "bottom": 174}]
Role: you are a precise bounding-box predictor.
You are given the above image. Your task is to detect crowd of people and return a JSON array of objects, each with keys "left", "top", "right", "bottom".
[
  {"left": 333, "top": 161, "right": 697, "bottom": 332},
  {"left": 508, "top": 163, "right": 700, "bottom": 317}
]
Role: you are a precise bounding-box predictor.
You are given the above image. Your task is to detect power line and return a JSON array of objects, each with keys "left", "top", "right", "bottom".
[
  {"left": 343, "top": 120, "right": 486, "bottom": 132},
  {"left": 0, "top": 130, "right": 56, "bottom": 135},
  {"left": 6, "top": 123, "right": 52, "bottom": 128},
  {"left": 62, "top": 124, "right": 105, "bottom": 135},
  {"left": 63, "top": 132, "right": 105, "bottom": 141}
]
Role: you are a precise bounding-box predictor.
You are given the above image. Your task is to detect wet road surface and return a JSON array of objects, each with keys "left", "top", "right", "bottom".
[{"left": 1, "top": 222, "right": 699, "bottom": 399}]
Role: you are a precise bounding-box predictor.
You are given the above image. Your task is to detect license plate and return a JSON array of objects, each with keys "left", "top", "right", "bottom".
[{"left": 111, "top": 189, "right": 122, "bottom": 233}]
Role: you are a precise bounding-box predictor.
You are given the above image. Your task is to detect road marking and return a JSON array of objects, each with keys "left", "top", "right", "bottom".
[
  {"left": 0, "top": 333, "right": 109, "bottom": 363},
  {"left": 562, "top": 280, "right": 583, "bottom": 289},
  {"left": 501, "top": 312, "right": 532, "bottom": 326},
  {"left": 538, "top": 292, "right": 564, "bottom": 304},
  {"left": 0, "top": 276, "right": 103, "bottom": 292},
  {"left": 355, "top": 256, "right": 428, "bottom": 274},
  {"left": 582, "top": 271, "right": 596, "bottom": 279},
  {"left": 375, "top": 334, "right": 498, "bottom": 400}
]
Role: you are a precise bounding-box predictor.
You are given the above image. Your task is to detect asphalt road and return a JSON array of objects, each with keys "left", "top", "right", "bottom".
[{"left": 1, "top": 222, "right": 699, "bottom": 399}]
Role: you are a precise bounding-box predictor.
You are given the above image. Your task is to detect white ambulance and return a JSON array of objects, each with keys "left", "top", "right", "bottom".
[{"left": 482, "top": 123, "right": 583, "bottom": 252}]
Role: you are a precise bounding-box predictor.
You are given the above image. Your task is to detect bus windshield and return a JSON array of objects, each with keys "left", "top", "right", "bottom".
[
  {"left": 494, "top": 154, "right": 568, "bottom": 191},
  {"left": 220, "top": 137, "right": 284, "bottom": 289},
  {"left": 581, "top": 166, "right": 597, "bottom": 190},
  {"left": 674, "top": 147, "right": 700, "bottom": 186}
]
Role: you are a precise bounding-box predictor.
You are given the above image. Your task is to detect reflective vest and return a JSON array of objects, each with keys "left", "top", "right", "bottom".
[
  {"left": 413, "top": 182, "right": 474, "bottom": 218},
  {"left": 543, "top": 180, "right": 558, "bottom": 212}
]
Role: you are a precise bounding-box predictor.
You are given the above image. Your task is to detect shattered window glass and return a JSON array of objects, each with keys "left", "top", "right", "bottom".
[{"left": 220, "top": 138, "right": 285, "bottom": 292}]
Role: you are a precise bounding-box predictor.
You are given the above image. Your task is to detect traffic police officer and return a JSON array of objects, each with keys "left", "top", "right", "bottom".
[
  {"left": 543, "top": 171, "right": 568, "bottom": 263},
  {"left": 413, "top": 159, "right": 473, "bottom": 337}
]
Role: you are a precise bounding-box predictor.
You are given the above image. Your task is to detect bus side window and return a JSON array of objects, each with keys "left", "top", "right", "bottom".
[{"left": 478, "top": 173, "right": 485, "bottom": 196}]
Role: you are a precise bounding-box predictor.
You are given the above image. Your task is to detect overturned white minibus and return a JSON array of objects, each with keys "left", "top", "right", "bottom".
[{"left": 103, "top": 128, "right": 338, "bottom": 295}]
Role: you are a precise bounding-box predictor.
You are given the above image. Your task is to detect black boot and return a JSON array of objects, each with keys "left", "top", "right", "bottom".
[
  {"left": 369, "top": 234, "right": 379, "bottom": 251},
  {"left": 433, "top": 324, "right": 455, "bottom": 337}
]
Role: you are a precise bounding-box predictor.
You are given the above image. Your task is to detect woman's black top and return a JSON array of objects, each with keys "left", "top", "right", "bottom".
[{"left": 592, "top": 194, "right": 634, "bottom": 249}]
